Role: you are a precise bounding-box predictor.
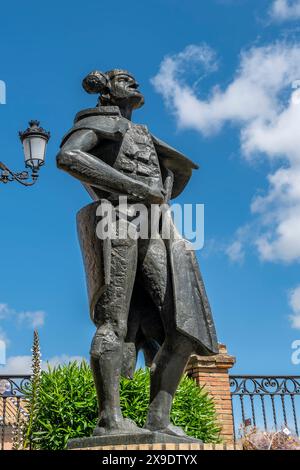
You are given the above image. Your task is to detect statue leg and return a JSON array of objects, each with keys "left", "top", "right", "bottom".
[
  {"left": 138, "top": 237, "right": 195, "bottom": 436},
  {"left": 90, "top": 238, "right": 143, "bottom": 435},
  {"left": 145, "top": 333, "right": 195, "bottom": 435}
]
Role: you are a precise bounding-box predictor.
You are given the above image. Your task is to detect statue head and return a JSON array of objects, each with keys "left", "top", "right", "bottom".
[{"left": 82, "top": 69, "right": 144, "bottom": 110}]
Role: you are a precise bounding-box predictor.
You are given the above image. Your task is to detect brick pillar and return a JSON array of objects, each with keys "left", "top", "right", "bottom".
[{"left": 186, "top": 344, "right": 236, "bottom": 443}]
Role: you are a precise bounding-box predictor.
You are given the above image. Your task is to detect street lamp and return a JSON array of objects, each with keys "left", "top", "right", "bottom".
[{"left": 0, "top": 120, "right": 50, "bottom": 186}]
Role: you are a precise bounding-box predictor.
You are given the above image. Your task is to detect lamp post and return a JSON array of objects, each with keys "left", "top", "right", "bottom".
[{"left": 0, "top": 120, "right": 50, "bottom": 186}]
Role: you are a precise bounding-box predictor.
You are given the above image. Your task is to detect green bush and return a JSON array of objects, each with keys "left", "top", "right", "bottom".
[{"left": 24, "top": 361, "right": 221, "bottom": 450}]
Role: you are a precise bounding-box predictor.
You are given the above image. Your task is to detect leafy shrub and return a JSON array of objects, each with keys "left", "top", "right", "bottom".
[{"left": 25, "top": 361, "right": 221, "bottom": 450}]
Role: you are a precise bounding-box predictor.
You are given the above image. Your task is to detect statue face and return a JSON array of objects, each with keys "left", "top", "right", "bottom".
[{"left": 110, "top": 74, "right": 144, "bottom": 109}]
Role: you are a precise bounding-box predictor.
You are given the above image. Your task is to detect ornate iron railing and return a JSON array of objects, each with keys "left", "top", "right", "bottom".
[
  {"left": 230, "top": 376, "right": 300, "bottom": 441},
  {"left": 0, "top": 375, "right": 30, "bottom": 450}
]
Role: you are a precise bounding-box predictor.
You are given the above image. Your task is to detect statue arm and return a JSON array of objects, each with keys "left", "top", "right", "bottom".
[{"left": 57, "top": 129, "right": 165, "bottom": 202}]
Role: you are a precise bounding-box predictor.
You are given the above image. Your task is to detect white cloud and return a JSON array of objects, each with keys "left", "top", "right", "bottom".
[
  {"left": 152, "top": 43, "right": 300, "bottom": 264},
  {"left": 0, "top": 304, "right": 12, "bottom": 319},
  {"left": 0, "top": 304, "right": 45, "bottom": 357},
  {"left": 0, "top": 355, "right": 32, "bottom": 375},
  {"left": 0, "top": 327, "right": 9, "bottom": 345},
  {"left": 226, "top": 240, "right": 245, "bottom": 263},
  {"left": 0, "top": 354, "right": 84, "bottom": 375},
  {"left": 270, "top": 0, "right": 300, "bottom": 21},
  {"left": 0, "top": 339, "right": 5, "bottom": 365},
  {"left": 0, "top": 302, "right": 46, "bottom": 329},
  {"left": 152, "top": 43, "right": 300, "bottom": 137},
  {"left": 17, "top": 310, "right": 46, "bottom": 329},
  {"left": 289, "top": 285, "right": 300, "bottom": 329},
  {"left": 225, "top": 225, "right": 252, "bottom": 263},
  {"left": 0, "top": 304, "right": 46, "bottom": 371}
]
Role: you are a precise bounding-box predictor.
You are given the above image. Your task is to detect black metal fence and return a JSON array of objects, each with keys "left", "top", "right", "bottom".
[
  {"left": 0, "top": 375, "right": 30, "bottom": 450},
  {"left": 230, "top": 376, "right": 300, "bottom": 441}
]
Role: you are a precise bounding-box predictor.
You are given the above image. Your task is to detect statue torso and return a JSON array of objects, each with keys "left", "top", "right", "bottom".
[
  {"left": 114, "top": 123, "right": 162, "bottom": 187},
  {"left": 89, "top": 120, "right": 163, "bottom": 201}
]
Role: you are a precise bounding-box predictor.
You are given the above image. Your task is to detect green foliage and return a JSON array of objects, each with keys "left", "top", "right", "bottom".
[
  {"left": 120, "top": 369, "right": 151, "bottom": 428},
  {"left": 121, "top": 369, "right": 221, "bottom": 443},
  {"left": 25, "top": 361, "right": 221, "bottom": 450},
  {"left": 171, "top": 373, "right": 221, "bottom": 442},
  {"left": 24, "top": 361, "right": 97, "bottom": 450}
]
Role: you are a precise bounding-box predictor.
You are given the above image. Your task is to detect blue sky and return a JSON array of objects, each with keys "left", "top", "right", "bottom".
[{"left": 1, "top": 0, "right": 300, "bottom": 375}]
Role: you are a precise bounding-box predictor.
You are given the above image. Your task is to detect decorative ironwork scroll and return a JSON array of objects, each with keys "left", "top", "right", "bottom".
[
  {"left": 230, "top": 376, "right": 300, "bottom": 441},
  {"left": 0, "top": 375, "right": 31, "bottom": 450}
]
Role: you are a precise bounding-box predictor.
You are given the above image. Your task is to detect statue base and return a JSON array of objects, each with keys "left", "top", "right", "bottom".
[{"left": 67, "top": 432, "right": 202, "bottom": 450}]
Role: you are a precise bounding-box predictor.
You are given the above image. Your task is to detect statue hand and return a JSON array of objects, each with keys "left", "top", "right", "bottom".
[
  {"left": 147, "top": 185, "right": 167, "bottom": 204},
  {"left": 130, "top": 181, "right": 166, "bottom": 204}
]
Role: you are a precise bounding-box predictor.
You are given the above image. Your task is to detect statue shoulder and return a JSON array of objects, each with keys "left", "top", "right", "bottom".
[{"left": 60, "top": 106, "right": 130, "bottom": 147}]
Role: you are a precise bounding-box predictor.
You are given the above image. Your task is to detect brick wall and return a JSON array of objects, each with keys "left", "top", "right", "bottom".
[{"left": 186, "top": 344, "right": 235, "bottom": 443}]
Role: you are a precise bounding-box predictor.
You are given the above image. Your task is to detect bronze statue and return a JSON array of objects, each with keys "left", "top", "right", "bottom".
[{"left": 57, "top": 69, "right": 218, "bottom": 441}]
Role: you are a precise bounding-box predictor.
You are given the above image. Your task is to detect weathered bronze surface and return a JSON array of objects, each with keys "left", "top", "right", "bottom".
[{"left": 57, "top": 69, "right": 218, "bottom": 440}]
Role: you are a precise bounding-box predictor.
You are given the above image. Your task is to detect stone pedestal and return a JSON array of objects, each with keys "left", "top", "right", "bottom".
[
  {"left": 68, "top": 432, "right": 201, "bottom": 450},
  {"left": 69, "top": 442, "right": 241, "bottom": 451},
  {"left": 185, "top": 344, "right": 236, "bottom": 443},
  {"left": 68, "top": 433, "right": 242, "bottom": 451}
]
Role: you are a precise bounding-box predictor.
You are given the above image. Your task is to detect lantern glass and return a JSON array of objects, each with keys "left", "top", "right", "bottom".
[{"left": 23, "top": 135, "right": 47, "bottom": 169}]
